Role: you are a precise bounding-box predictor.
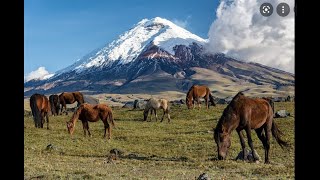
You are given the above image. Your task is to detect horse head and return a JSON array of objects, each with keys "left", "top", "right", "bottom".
[
  {"left": 213, "top": 124, "right": 231, "bottom": 160},
  {"left": 66, "top": 121, "right": 75, "bottom": 135},
  {"left": 186, "top": 97, "right": 193, "bottom": 109}
]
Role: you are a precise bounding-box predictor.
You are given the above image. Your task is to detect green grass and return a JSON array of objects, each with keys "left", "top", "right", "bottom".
[{"left": 24, "top": 102, "right": 294, "bottom": 179}]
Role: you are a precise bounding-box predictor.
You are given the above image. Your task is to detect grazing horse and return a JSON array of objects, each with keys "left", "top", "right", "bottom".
[
  {"left": 143, "top": 98, "right": 171, "bottom": 122},
  {"left": 66, "top": 103, "right": 115, "bottom": 139},
  {"left": 59, "top": 92, "right": 84, "bottom": 115},
  {"left": 186, "top": 85, "right": 216, "bottom": 109},
  {"left": 29, "top": 93, "right": 50, "bottom": 129},
  {"left": 213, "top": 92, "right": 288, "bottom": 163},
  {"left": 49, "top": 94, "right": 60, "bottom": 116}
]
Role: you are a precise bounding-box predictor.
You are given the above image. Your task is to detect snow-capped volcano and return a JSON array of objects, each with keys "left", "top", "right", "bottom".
[
  {"left": 57, "top": 17, "right": 206, "bottom": 75},
  {"left": 25, "top": 17, "right": 294, "bottom": 97}
]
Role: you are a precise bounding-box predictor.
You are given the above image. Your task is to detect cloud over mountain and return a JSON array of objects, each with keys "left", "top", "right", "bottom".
[
  {"left": 207, "top": 0, "right": 294, "bottom": 73},
  {"left": 25, "top": 67, "right": 54, "bottom": 82}
]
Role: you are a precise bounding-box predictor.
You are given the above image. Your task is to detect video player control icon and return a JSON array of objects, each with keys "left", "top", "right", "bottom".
[
  {"left": 260, "top": 3, "right": 273, "bottom": 17},
  {"left": 276, "top": 3, "right": 290, "bottom": 17}
]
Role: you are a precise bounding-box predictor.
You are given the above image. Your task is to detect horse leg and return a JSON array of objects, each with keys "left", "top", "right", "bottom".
[
  {"left": 197, "top": 98, "right": 201, "bottom": 110},
  {"left": 167, "top": 109, "right": 171, "bottom": 123},
  {"left": 160, "top": 109, "right": 165, "bottom": 122},
  {"left": 244, "top": 127, "right": 259, "bottom": 161},
  {"left": 154, "top": 109, "right": 158, "bottom": 121},
  {"left": 264, "top": 125, "right": 272, "bottom": 164},
  {"left": 46, "top": 112, "right": 49, "bottom": 130},
  {"left": 86, "top": 122, "right": 91, "bottom": 137},
  {"left": 237, "top": 129, "right": 248, "bottom": 160},
  {"left": 205, "top": 95, "right": 209, "bottom": 109},
  {"left": 82, "top": 121, "right": 87, "bottom": 136},
  {"left": 255, "top": 127, "right": 267, "bottom": 162},
  {"left": 40, "top": 111, "right": 45, "bottom": 128},
  {"left": 104, "top": 123, "right": 111, "bottom": 140}
]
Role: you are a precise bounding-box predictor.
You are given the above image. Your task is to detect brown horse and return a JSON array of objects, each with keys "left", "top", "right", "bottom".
[
  {"left": 49, "top": 94, "right": 60, "bottom": 116},
  {"left": 59, "top": 92, "right": 84, "bottom": 115},
  {"left": 186, "top": 85, "right": 216, "bottom": 109},
  {"left": 30, "top": 93, "right": 50, "bottom": 129},
  {"left": 143, "top": 98, "right": 171, "bottom": 122},
  {"left": 213, "top": 92, "right": 288, "bottom": 163},
  {"left": 66, "top": 103, "right": 115, "bottom": 139}
]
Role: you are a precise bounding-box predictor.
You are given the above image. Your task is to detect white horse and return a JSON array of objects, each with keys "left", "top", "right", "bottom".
[{"left": 143, "top": 98, "right": 171, "bottom": 122}]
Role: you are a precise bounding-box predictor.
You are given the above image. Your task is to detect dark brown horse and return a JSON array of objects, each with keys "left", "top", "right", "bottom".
[
  {"left": 66, "top": 103, "right": 115, "bottom": 139},
  {"left": 186, "top": 85, "right": 216, "bottom": 109},
  {"left": 59, "top": 92, "right": 84, "bottom": 115},
  {"left": 49, "top": 94, "right": 60, "bottom": 116},
  {"left": 29, "top": 93, "right": 50, "bottom": 129},
  {"left": 213, "top": 92, "right": 288, "bottom": 163}
]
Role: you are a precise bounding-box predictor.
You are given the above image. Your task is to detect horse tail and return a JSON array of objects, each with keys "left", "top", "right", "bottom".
[
  {"left": 271, "top": 121, "right": 289, "bottom": 148},
  {"left": 30, "top": 94, "right": 41, "bottom": 127},
  {"left": 108, "top": 110, "right": 115, "bottom": 128},
  {"left": 208, "top": 92, "right": 216, "bottom": 106}
]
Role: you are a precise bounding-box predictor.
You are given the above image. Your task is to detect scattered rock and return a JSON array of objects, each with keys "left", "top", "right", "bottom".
[
  {"left": 107, "top": 148, "right": 124, "bottom": 163},
  {"left": 275, "top": 110, "right": 291, "bottom": 118},
  {"left": 197, "top": 173, "right": 210, "bottom": 180},
  {"left": 83, "top": 95, "right": 99, "bottom": 105}
]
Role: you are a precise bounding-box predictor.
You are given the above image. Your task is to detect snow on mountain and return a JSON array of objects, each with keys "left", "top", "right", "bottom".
[{"left": 55, "top": 17, "right": 206, "bottom": 76}]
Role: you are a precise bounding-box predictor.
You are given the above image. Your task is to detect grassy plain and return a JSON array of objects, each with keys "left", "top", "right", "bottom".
[{"left": 24, "top": 101, "right": 294, "bottom": 179}]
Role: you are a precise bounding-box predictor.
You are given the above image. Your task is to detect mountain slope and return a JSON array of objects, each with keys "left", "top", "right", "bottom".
[{"left": 24, "top": 17, "right": 294, "bottom": 98}]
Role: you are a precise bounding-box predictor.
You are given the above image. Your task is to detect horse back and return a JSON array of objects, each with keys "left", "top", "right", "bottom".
[
  {"left": 241, "top": 98, "right": 272, "bottom": 129},
  {"left": 193, "top": 85, "right": 208, "bottom": 98}
]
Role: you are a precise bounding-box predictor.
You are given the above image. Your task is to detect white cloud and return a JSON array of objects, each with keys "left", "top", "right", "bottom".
[
  {"left": 206, "top": 0, "right": 294, "bottom": 73},
  {"left": 25, "top": 67, "right": 54, "bottom": 82},
  {"left": 172, "top": 15, "right": 192, "bottom": 29}
]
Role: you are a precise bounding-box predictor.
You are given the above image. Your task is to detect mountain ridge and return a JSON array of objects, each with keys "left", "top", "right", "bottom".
[{"left": 24, "top": 17, "right": 294, "bottom": 98}]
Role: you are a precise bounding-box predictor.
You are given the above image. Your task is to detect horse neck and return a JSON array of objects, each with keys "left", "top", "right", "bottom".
[
  {"left": 70, "top": 106, "right": 83, "bottom": 125},
  {"left": 187, "top": 89, "right": 194, "bottom": 99}
]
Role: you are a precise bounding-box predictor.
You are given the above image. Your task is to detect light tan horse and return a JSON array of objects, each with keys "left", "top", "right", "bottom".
[
  {"left": 66, "top": 103, "right": 115, "bottom": 139},
  {"left": 143, "top": 98, "right": 171, "bottom": 122},
  {"left": 186, "top": 85, "right": 216, "bottom": 109}
]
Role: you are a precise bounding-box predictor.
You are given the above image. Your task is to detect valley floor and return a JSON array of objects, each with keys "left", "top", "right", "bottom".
[{"left": 24, "top": 102, "right": 294, "bottom": 179}]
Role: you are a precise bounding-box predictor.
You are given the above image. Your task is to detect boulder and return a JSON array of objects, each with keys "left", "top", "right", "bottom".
[
  {"left": 275, "top": 110, "right": 291, "bottom": 118},
  {"left": 197, "top": 173, "right": 210, "bottom": 180},
  {"left": 83, "top": 95, "right": 99, "bottom": 105}
]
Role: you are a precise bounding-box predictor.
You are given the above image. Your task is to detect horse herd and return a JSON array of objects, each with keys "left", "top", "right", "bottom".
[{"left": 28, "top": 85, "right": 289, "bottom": 163}]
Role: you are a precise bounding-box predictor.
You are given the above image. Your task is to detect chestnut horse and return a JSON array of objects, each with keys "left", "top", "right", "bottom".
[
  {"left": 49, "top": 94, "right": 60, "bottom": 116},
  {"left": 186, "top": 85, "right": 216, "bottom": 109},
  {"left": 213, "top": 92, "right": 288, "bottom": 163},
  {"left": 66, "top": 103, "right": 115, "bottom": 139},
  {"left": 30, "top": 93, "right": 50, "bottom": 129},
  {"left": 143, "top": 98, "right": 171, "bottom": 122},
  {"left": 59, "top": 92, "right": 84, "bottom": 115}
]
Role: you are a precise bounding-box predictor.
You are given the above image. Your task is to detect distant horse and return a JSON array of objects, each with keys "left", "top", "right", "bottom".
[
  {"left": 29, "top": 93, "right": 50, "bottom": 129},
  {"left": 143, "top": 98, "right": 171, "bottom": 122},
  {"left": 59, "top": 92, "right": 84, "bottom": 115},
  {"left": 49, "top": 94, "right": 60, "bottom": 116},
  {"left": 66, "top": 103, "right": 115, "bottom": 139},
  {"left": 213, "top": 92, "right": 288, "bottom": 164},
  {"left": 186, "top": 85, "right": 216, "bottom": 109}
]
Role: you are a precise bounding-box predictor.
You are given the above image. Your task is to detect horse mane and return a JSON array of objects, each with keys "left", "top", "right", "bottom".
[
  {"left": 69, "top": 104, "right": 85, "bottom": 125},
  {"left": 214, "top": 91, "right": 245, "bottom": 135},
  {"left": 186, "top": 85, "right": 195, "bottom": 97}
]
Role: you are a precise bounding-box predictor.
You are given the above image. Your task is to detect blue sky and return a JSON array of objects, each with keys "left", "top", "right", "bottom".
[{"left": 24, "top": 0, "right": 219, "bottom": 76}]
